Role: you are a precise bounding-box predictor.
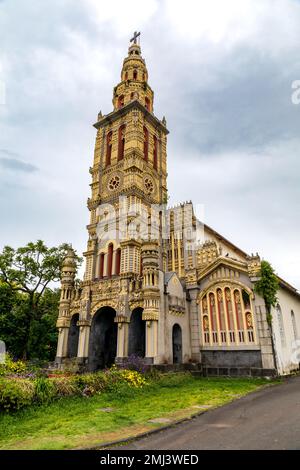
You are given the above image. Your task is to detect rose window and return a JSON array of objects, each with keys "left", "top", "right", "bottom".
[
  {"left": 144, "top": 177, "right": 154, "bottom": 193},
  {"left": 108, "top": 175, "right": 120, "bottom": 191}
]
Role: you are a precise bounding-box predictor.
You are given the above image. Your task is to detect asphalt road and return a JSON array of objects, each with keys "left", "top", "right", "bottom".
[{"left": 119, "top": 376, "right": 300, "bottom": 450}]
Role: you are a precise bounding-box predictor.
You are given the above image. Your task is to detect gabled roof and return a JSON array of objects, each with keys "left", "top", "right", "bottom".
[
  {"left": 197, "top": 256, "right": 248, "bottom": 282},
  {"left": 204, "top": 223, "right": 249, "bottom": 259},
  {"left": 164, "top": 272, "right": 176, "bottom": 285}
]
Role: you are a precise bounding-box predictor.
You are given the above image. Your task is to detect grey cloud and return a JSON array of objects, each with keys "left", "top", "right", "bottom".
[
  {"left": 0, "top": 0, "right": 299, "bottom": 289},
  {"left": 0, "top": 153, "right": 38, "bottom": 173}
]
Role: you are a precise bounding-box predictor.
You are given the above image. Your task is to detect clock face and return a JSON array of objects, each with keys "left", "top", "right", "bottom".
[{"left": 108, "top": 174, "right": 121, "bottom": 191}]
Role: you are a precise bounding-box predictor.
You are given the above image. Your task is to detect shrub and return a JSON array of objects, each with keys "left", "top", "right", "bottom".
[
  {"left": 52, "top": 377, "right": 78, "bottom": 397},
  {"left": 0, "top": 366, "right": 148, "bottom": 412},
  {"left": 120, "top": 354, "right": 149, "bottom": 374},
  {"left": 254, "top": 260, "right": 279, "bottom": 323},
  {"left": 120, "top": 369, "right": 147, "bottom": 388},
  {"left": 0, "top": 377, "right": 35, "bottom": 411},
  {"left": 34, "top": 377, "right": 56, "bottom": 404},
  {"left": 0, "top": 354, "right": 27, "bottom": 377},
  {"left": 72, "top": 372, "right": 107, "bottom": 397}
]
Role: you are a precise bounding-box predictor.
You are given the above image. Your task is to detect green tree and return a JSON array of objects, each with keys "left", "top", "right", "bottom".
[
  {"left": 254, "top": 260, "right": 279, "bottom": 324},
  {"left": 0, "top": 241, "right": 81, "bottom": 359},
  {"left": 27, "top": 288, "right": 61, "bottom": 361},
  {"left": 0, "top": 283, "right": 27, "bottom": 358}
]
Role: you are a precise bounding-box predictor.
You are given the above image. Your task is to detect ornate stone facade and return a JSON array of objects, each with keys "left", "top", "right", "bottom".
[{"left": 55, "top": 36, "right": 300, "bottom": 376}]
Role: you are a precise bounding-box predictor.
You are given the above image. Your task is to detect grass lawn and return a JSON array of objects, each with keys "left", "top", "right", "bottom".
[{"left": 0, "top": 373, "right": 276, "bottom": 450}]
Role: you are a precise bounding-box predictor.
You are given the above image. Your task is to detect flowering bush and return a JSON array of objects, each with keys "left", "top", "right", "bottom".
[
  {"left": 120, "top": 369, "right": 147, "bottom": 388},
  {"left": 0, "top": 354, "right": 27, "bottom": 376},
  {"left": 120, "top": 354, "right": 149, "bottom": 374},
  {"left": 0, "top": 366, "right": 148, "bottom": 412}
]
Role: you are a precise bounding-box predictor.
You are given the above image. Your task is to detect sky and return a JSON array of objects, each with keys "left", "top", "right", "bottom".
[{"left": 0, "top": 0, "right": 299, "bottom": 289}]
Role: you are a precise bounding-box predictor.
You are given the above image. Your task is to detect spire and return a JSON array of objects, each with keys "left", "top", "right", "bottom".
[{"left": 112, "top": 33, "right": 153, "bottom": 112}]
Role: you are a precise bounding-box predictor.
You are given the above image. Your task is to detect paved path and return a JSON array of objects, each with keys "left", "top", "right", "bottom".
[{"left": 119, "top": 376, "right": 300, "bottom": 450}]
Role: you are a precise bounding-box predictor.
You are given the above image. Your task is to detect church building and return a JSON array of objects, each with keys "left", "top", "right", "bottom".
[{"left": 55, "top": 35, "right": 300, "bottom": 376}]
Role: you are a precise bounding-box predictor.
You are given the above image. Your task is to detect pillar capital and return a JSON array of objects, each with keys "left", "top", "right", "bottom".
[
  {"left": 114, "top": 315, "right": 130, "bottom": 323},
  {"left": 56, "top": 317, "right": 71, "bottom": 328},
  {"left": 143, "top": 312, "right": 159, "bottom": 321}
]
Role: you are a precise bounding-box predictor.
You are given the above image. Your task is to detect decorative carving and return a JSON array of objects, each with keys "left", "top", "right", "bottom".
[
  {"left": 246, "top": 312, "right": 253, "bottom": 329},
  {"left": 115, "top": 315, "right": 130, "bottom": 323},
  {"left": 203, "top": 315, "right": 209, "bottom": 331},
  {"left": 108, "top": 174, "right": 121, "bottom": 191},
  {"left": 185, "top": 269, "right": 197, "bottom": 286},
  {"left": 197, "top": 240, "right": 219, "bottom": 270},
  {"left": 144, "top": 176, "right": 154, "bottom": 194},
  {"left": 169, "top": 307, "right": 185, "bottom": 317},
  {"left": 142, "top": 311, "right": 159, "bottom": 321},
  {"left": 247, "top": 254, "right": 261, "bottom": 278},
  {"left": 91, "top": 300, "right": 118, "bottom": 315}
]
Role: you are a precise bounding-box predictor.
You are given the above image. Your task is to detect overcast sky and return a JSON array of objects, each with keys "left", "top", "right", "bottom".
[{"left": 0, "top": 0, "right": 299, "bottom": 289}]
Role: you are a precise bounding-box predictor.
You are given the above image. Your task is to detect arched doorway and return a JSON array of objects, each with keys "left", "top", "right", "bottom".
[
  {"left": 128, "top": 308, "right": 145, "bottom": 357},
  {"left": 88, "top": 307, "right": 117, "bottom": 371},
  {"left": 67, "top": 313, "right": 79, "bottom": 358},
  {"left": 172, "top": 324, "right": 182, "bottom": 364}
]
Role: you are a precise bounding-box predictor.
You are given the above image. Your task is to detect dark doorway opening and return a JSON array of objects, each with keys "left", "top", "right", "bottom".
[
  {"left": 67, "top": 313, "right": 79, "bottom": 358},
  {"left": 128, "top": 308, "right": 145, "bottom": 357},
  {"left": 88, "top": 307, "right": 117, "bottom": 371},
  {"left": 172, "top": 324, "right": 182, "bottom": 364}
]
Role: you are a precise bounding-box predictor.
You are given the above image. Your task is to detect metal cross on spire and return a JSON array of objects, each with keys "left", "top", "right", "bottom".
[{"left": 130, "top": 31, "right": 141, "bottom": 45}]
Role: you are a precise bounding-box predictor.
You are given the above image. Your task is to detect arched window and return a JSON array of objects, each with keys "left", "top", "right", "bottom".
[
  {"left": 99, "top": 253, "right": 105, "bottom": 279},
  {"left": 107, "top": 243, "right": 113, "bottom": 278},
  {"left": 153, "top": 135, "right": 158, "bottom": 170},
  {"left": 115, "top": 248, "right": 121, "bottom": 276},
  {"left": 276, "top": 304, "right": 286, "bottom": 347},
  {"left": 245, "top": 312, "right": 254, "bottom": 342},
  {"left": 145, "top": 97, "right": 150, "bottom": 111},
  {"left": 118, "top": 95, "right": 124, "bottom": 109},
  {"left": 125, "top": 71, "right": 128, "bottom": 80},
  {"left": 140, "top": 258, "right": 143, "bottom": 276},
  {"left": 242, "top": 289, "right": 251, "bottom": 309},
  {"left": 234, "top": 290, "right": 245, "bottom": 342},
  {"left": 209, "top": 293, "right": 218, "bottom": 343},
  {"left": 133, "top": 69, "right": 138, "bottom": 80},
  {"left": 143, "top": 126, "right": 148, "bottom": 161},
  {"left": 118, "top": 124, "right": 126, "bottom": 161},
  {"left": 201, "top": 287, "right": 256, "bottom": 347},
  {"left": 217, "top": 289, "right": 226, "bottom": 343},
  {"left": 106, "top": 131, "right": 112, "bottom": 167},
  {"left": 225, "top": 288, "right": 235, "bottom": 343},
  {"left": 291, "top": 310, "right": 298, "bottom": 340}
]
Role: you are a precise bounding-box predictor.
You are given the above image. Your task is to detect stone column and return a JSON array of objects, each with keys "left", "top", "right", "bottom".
[
  {"left": 55, "top": 320, "right": 70, "bottom": 363},
  {"left": 254, "top": 301, "right": 276, "bottom": 371},
  {"left": 77, "top": 320, "right": 91, "bottom": 361},
  {"left": 115, "top": 316, "right": 130, "bottom": 362},
  {"left": 189, "top": 290, "right": 201, "bottom": 362},
  {"left": 145, "top": 318, "right": 158, "bottom": 362},
  {"left": 185, "top": 268, "right": 201, "bottom": 363}
]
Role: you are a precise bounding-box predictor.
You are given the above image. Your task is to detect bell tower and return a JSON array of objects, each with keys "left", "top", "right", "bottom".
[{"left": 84, "top": 34, "right": 169, "bottom": 283}]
